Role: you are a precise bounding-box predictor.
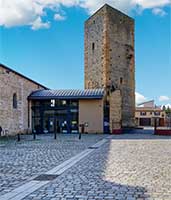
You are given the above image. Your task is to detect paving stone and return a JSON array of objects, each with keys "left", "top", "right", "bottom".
[
  {"left": 22, "top": 134, "right": 171, "bottom": 200},
  {"left": 1, "top": 133, "right": 171, "bottom": 200},
  {"left": 0, "top": 134, "right": 106, "bottom": 196}
]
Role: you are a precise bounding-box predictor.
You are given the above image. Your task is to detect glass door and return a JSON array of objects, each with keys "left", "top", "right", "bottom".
[{"left": 48, "top": 117, "right": 55, "bottom": 133}]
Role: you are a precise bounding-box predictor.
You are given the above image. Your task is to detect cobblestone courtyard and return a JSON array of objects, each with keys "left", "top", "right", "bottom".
[{"left": 0, "top": 133, "right": 171, "bottom": 200}]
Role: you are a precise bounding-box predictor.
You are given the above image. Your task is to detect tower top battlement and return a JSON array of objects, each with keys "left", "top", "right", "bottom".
[{"left": 85, "top": 4, "right": 134, "bottom": 24}]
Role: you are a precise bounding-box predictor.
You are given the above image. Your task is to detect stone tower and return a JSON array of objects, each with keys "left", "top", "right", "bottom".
[{"left": 84, "top": 4, "right": 135, "bottom": 131}]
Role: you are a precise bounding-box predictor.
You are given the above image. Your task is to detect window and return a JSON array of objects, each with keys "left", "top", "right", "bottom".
[
  {"left": 13, "top": 93, "right": 17, "bottom": 109},
  {"left": 140, "top": 112, "right": 146, "bottom": 116},
  {"left": 120, "top": 77, "right": 123, "bottom": 84},
  {"left": 154, "top": 112, "right": 160, "bottom": 116},
  {"left": 62, "top": 100, "right": 67, "bottom": 105},
  {"left": 92, "top": 43, "right": 95, "bottom": 51}
]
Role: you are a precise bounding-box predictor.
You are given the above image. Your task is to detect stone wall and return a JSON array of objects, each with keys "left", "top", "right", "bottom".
[
  {"left": 84, "top": 6, "right": 107, "bottom": 89},
  {"left": 110, "top": 90, "right": 122, "bottom": 131},
  {"left": 84, "top": 4, "right": 135, "bottom": 130},
  {"left": 0, "top": 65, "right": 45, "bottom": 135},
  {"left": 106, "top": 6, "right": 135, "bottom": 127}
]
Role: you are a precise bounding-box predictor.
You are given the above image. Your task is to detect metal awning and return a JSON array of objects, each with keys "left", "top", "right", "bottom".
[{"left": 28, "top": 89, "right": 104, "bottom": 100}]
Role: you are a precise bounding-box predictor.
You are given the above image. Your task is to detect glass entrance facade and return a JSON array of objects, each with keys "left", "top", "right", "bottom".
[{"left": 31, "top": 99, "right": 79, "bottom": 134}]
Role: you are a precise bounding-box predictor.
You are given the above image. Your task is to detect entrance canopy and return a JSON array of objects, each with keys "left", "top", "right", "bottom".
[{"left": 28, "top": 89, "right": 104, "bottom": 100}]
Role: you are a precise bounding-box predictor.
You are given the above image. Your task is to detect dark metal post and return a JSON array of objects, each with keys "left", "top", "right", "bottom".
[
  {"left": 17, "top": 133, "right": 20, "bottom": 142},
  {"left": 33, "top": 131, "right": 36, "bottom": 140},
  {"left": 54, "top": 120, "right": 57, "bottom": 140},
  {"left": 79, "top": 131, "right": 81, "bottom": 140},
  {"left": 79, "top": 124, "right": 82, "bottom": 140},
  {"left": 79, "top": 124, "right": 84, "bottom": 140},
  {"left": 0, "top": 126, "right": 2, "bottom": 137},
  {"left": 154, "top": 118, "right": 157, "bottom": 134},
  {"left": 54, "top": 132, "right": 57, "bottom": 140}
]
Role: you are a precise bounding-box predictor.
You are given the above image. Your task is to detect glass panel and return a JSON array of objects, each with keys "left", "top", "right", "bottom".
[
  {"left": 49, "top": 118, "right": 54, "bottom": 133},
  {"left": 42, "top": 100, "right": 51, "bottom": 107},
  {"left": 55, "top": 100, "right": 68, "bottom": 107},
  {"left": 43, "top": 118, "right": 49, "bottom": 133},
  {"left": 70, "top": 100, "right": 78, "bottom": 107},
  {"left": 70, "top": 110, "right": 78, "bottom": 133},
  {"left": 31, "top": 99, "right": 79, "bottom": 134},
  {"left": 32, "top": 117, "right": 41, "bottom": 133},
  {"left": 44, "top": 110, "right": 55, "bottom": 117},
  {"left": 32, "top": 109, "right": 41, "bottom": 117},
  {"left": 32, "top": 101, "right": 40, "bottom": 106},
  {"left": 61, "top": 121, "right": 68, "bottom": 133}
]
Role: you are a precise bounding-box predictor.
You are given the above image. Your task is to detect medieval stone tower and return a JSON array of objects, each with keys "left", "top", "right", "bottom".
[{"left": 84, "top": 4, "right": 135, "bottom": 131}]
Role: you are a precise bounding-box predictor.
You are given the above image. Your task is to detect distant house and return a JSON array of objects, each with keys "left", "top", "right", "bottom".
[{"left": 135, "top": 100, "right": 166, "bottom": 127}]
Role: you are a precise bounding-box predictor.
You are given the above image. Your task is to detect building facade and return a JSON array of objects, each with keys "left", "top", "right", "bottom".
[
  {"left": 85, "top": 4, "right": 135, "bottom": 132},
  {"left": 29, "top": 89, "right": 104, "bottom": 134},
  {"left": 0, "top": 64, "right": 46, "bottom": 136},
  {"left": 135, "top": 100, "right": 166, "bottom": 127}
]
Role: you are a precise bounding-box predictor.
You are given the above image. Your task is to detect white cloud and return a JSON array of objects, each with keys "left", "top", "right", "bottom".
[
  {"left": 54, "top": 13, "right": 66, "bottom": 21},
  {"left": 0, "top": 0, "right": 170, "bottom": 30},
  {"left": 31, "top": 17, "right": 50, "bottom": 30},
  {"left": 135, "top": 92, "right": 147, "bottom": 104},
  {"left": 159, "top": 95, "right": 170, "bottom": 101},
  {"left": 165, "top": 104, "right": 171, "bottom": 108},
  {"left": 152, "top": 8, "right": 167, "bottom": 16},
  {"left": 0, "top": 0, "right": 44, "bottom": 27},
  {"left": 133, "top": 0, "right": 170, "bottom": 9}
]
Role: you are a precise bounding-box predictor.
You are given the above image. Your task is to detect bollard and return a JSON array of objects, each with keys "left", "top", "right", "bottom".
[
  {"left": 79, "top": 124, "right": 85, "bottom": 140},
  {"left": 154, "top": 118, "right": 157, "bottom": 134},
  {"left": 79, "top": 131, "right": 81, "bottom": 140},
  {"left": 54, "top": 132, "right": 57, "bottom": 140},
  {"left": 17, "top": 133, "right": 20, "bottom": 142},
  {"left": 33, "top": 131, "right": 36, "bottom": 140}
]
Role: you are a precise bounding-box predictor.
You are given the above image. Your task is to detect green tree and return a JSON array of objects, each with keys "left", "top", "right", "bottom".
[{"left": 165, "top": 107, "right": 171, "bottom": 115}]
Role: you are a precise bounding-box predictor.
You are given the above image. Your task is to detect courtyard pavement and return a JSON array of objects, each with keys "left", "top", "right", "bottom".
[
  {"left": 0, "top": 133, "right": 171, "bottom": 200},
  {"left": 0, "top": 134, "right": 106, "bottom": 196}
]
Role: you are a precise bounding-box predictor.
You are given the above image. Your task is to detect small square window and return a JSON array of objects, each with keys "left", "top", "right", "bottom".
[
  {"left": 62, "top": 100, "right": 67, "bottom": 105},
  {"left": 140, "top": 112, "right": 146, "bottom": 116},
  {"left": 120, "top": 77, "right": 123, "bottom": 84}
]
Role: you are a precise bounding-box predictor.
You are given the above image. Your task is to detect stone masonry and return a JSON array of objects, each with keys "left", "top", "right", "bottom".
[
  {"left": 0, "top": 64, "right": 45, "bottom": 135},
  {"left": 84, "top": 4, "right": 135, "bottom": 130},
  {"left": 110, "top": 90, "right": 122, "bottom": 130}
]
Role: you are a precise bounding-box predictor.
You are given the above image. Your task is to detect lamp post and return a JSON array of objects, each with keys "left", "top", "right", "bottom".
[{"left": 153, "top": 116, "right": 159, "bottom": 134}]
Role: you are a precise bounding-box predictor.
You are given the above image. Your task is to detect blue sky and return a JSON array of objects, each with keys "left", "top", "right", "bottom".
[{"left": 0, "top": 1, "right": 170, "bottom": 106}]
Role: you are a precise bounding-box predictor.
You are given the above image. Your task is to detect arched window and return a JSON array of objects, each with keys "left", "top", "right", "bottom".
[{"left": 13, "top": 93, "right": 17, "bottom": 109}]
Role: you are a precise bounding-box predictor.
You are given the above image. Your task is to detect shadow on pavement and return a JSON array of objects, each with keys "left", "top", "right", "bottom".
[{"left": 23, "top": 138, "right": 152, "bottom": 200}]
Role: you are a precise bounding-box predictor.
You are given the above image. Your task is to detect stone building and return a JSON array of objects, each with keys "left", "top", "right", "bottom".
[
  {"left": 85, "top": 4, "right": 135, "bottom": 131},
  {"left": 0, "top": 64, "right": 46, "bottom": 135}
]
